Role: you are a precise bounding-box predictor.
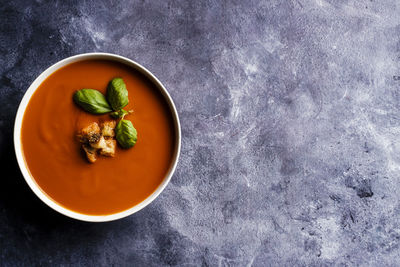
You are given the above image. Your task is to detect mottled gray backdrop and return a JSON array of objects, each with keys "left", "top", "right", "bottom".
[{"left": 1, "top": 0, "right": 400, "bottom": 266}]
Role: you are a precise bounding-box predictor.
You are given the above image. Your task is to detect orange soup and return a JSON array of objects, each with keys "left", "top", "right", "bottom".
[{"left": 21, "top": 59, "right": 175, "bottom": 215}]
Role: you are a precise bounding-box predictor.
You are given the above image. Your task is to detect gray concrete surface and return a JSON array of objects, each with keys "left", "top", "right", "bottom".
[{"left": 1, "top": 0, "right": 400, "bottom": 266}]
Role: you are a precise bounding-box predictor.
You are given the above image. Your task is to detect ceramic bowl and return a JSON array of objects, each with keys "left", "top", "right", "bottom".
[{"left": 13, "top": 53, "right": 181, "bottom": 222}]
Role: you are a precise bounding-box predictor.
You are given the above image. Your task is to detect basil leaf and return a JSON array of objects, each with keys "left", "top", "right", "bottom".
[
  {"left": 107, "top": 78, "right": 129, "bottom": 111},
  {"left": 73, "top": 89, "right": 112, "bottom": 114},
  {"left": 116, "top": 119, "right": 137, "bottom": 148},
  {"left": 110, "top": 109, "right": 129, "bottom": 119}
]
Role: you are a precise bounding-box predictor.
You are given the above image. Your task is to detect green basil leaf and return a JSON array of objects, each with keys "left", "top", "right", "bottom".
[
  {"left": 116, "top": 119, "right": 137, "bottom": 148},
  {"left": 73, "top": 89, "right": 113, "bottom": 114},
  {"left": 110, "top": 109, "right": 129, "bottom": 119},
  {"left": 107, "top": 78, "right": 129, "bottom": 111}
]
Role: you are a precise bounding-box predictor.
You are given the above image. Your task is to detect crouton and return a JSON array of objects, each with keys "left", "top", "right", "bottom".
[
  {"left": 99, "top": 139, "right": 116, "bottom": 157},
  {"left": 78, "top": 122, "right": 101, "bottom": 143},
  {"left": 82, "top": 144, "right": 97, "bottom": 163},
  {"left": 90, "top": 136, "right": 107, "bottom": 149},
  {"left": 101, "top": 121, "right": 116, "bottom": 138},
  {"left": 78, "top": 121, "right": 118, "bottom": 162}
]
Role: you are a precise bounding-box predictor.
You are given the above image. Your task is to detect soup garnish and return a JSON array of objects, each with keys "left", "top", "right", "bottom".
[{"left": 74, "top": 77, "right": 138, "bottom": 162}]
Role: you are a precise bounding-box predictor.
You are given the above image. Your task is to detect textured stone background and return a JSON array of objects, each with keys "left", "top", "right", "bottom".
[{"left": 1, "top": 0, "right": 400, "bottom": 266}]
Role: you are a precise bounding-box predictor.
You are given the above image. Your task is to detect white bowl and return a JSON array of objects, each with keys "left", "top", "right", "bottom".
[{"left": 13, "top": 53, "right": 181, "bottom": 222}]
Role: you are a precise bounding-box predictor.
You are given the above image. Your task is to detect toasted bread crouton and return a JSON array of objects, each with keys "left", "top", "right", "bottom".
[
  {"left": 101, "top": 121, "right": 116, "bottom": 138},
  {"left": 82, "top": 144, "right": 97, "bottom": 163},
  {"left": 78, "top": 122, "right": 101, "bottom": 143},
  {"left": 78, "top": 121, "right": 119, "bottom": 162},
  {"left": 90, "top": 136, "right": 107, "bottom": 149},
  {"left": 99, "top": 139, "right": 116, "bottom": 157}
]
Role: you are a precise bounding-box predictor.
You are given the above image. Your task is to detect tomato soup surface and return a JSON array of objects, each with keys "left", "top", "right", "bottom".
[{"left": 21, "top": 59, "right": 175, "bottom": 215}]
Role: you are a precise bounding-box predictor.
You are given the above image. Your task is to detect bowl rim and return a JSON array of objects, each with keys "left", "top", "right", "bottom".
[{"left": 13, "top": 52, "right": 181, "bottom": 222}]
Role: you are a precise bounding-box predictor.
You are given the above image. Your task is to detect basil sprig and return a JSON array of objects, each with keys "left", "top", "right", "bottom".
[
  {"left": 107, "top": 78, "right": 129, "bottom": 111},
  {"left": 74, "top": 78, "right": 138, "bottom": 149},
  {"left": 115, "top": 119, "right": 137, "bottom": 148},
  {"left": 73, "top": 89, "right": 113, "bottom": 114}
]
